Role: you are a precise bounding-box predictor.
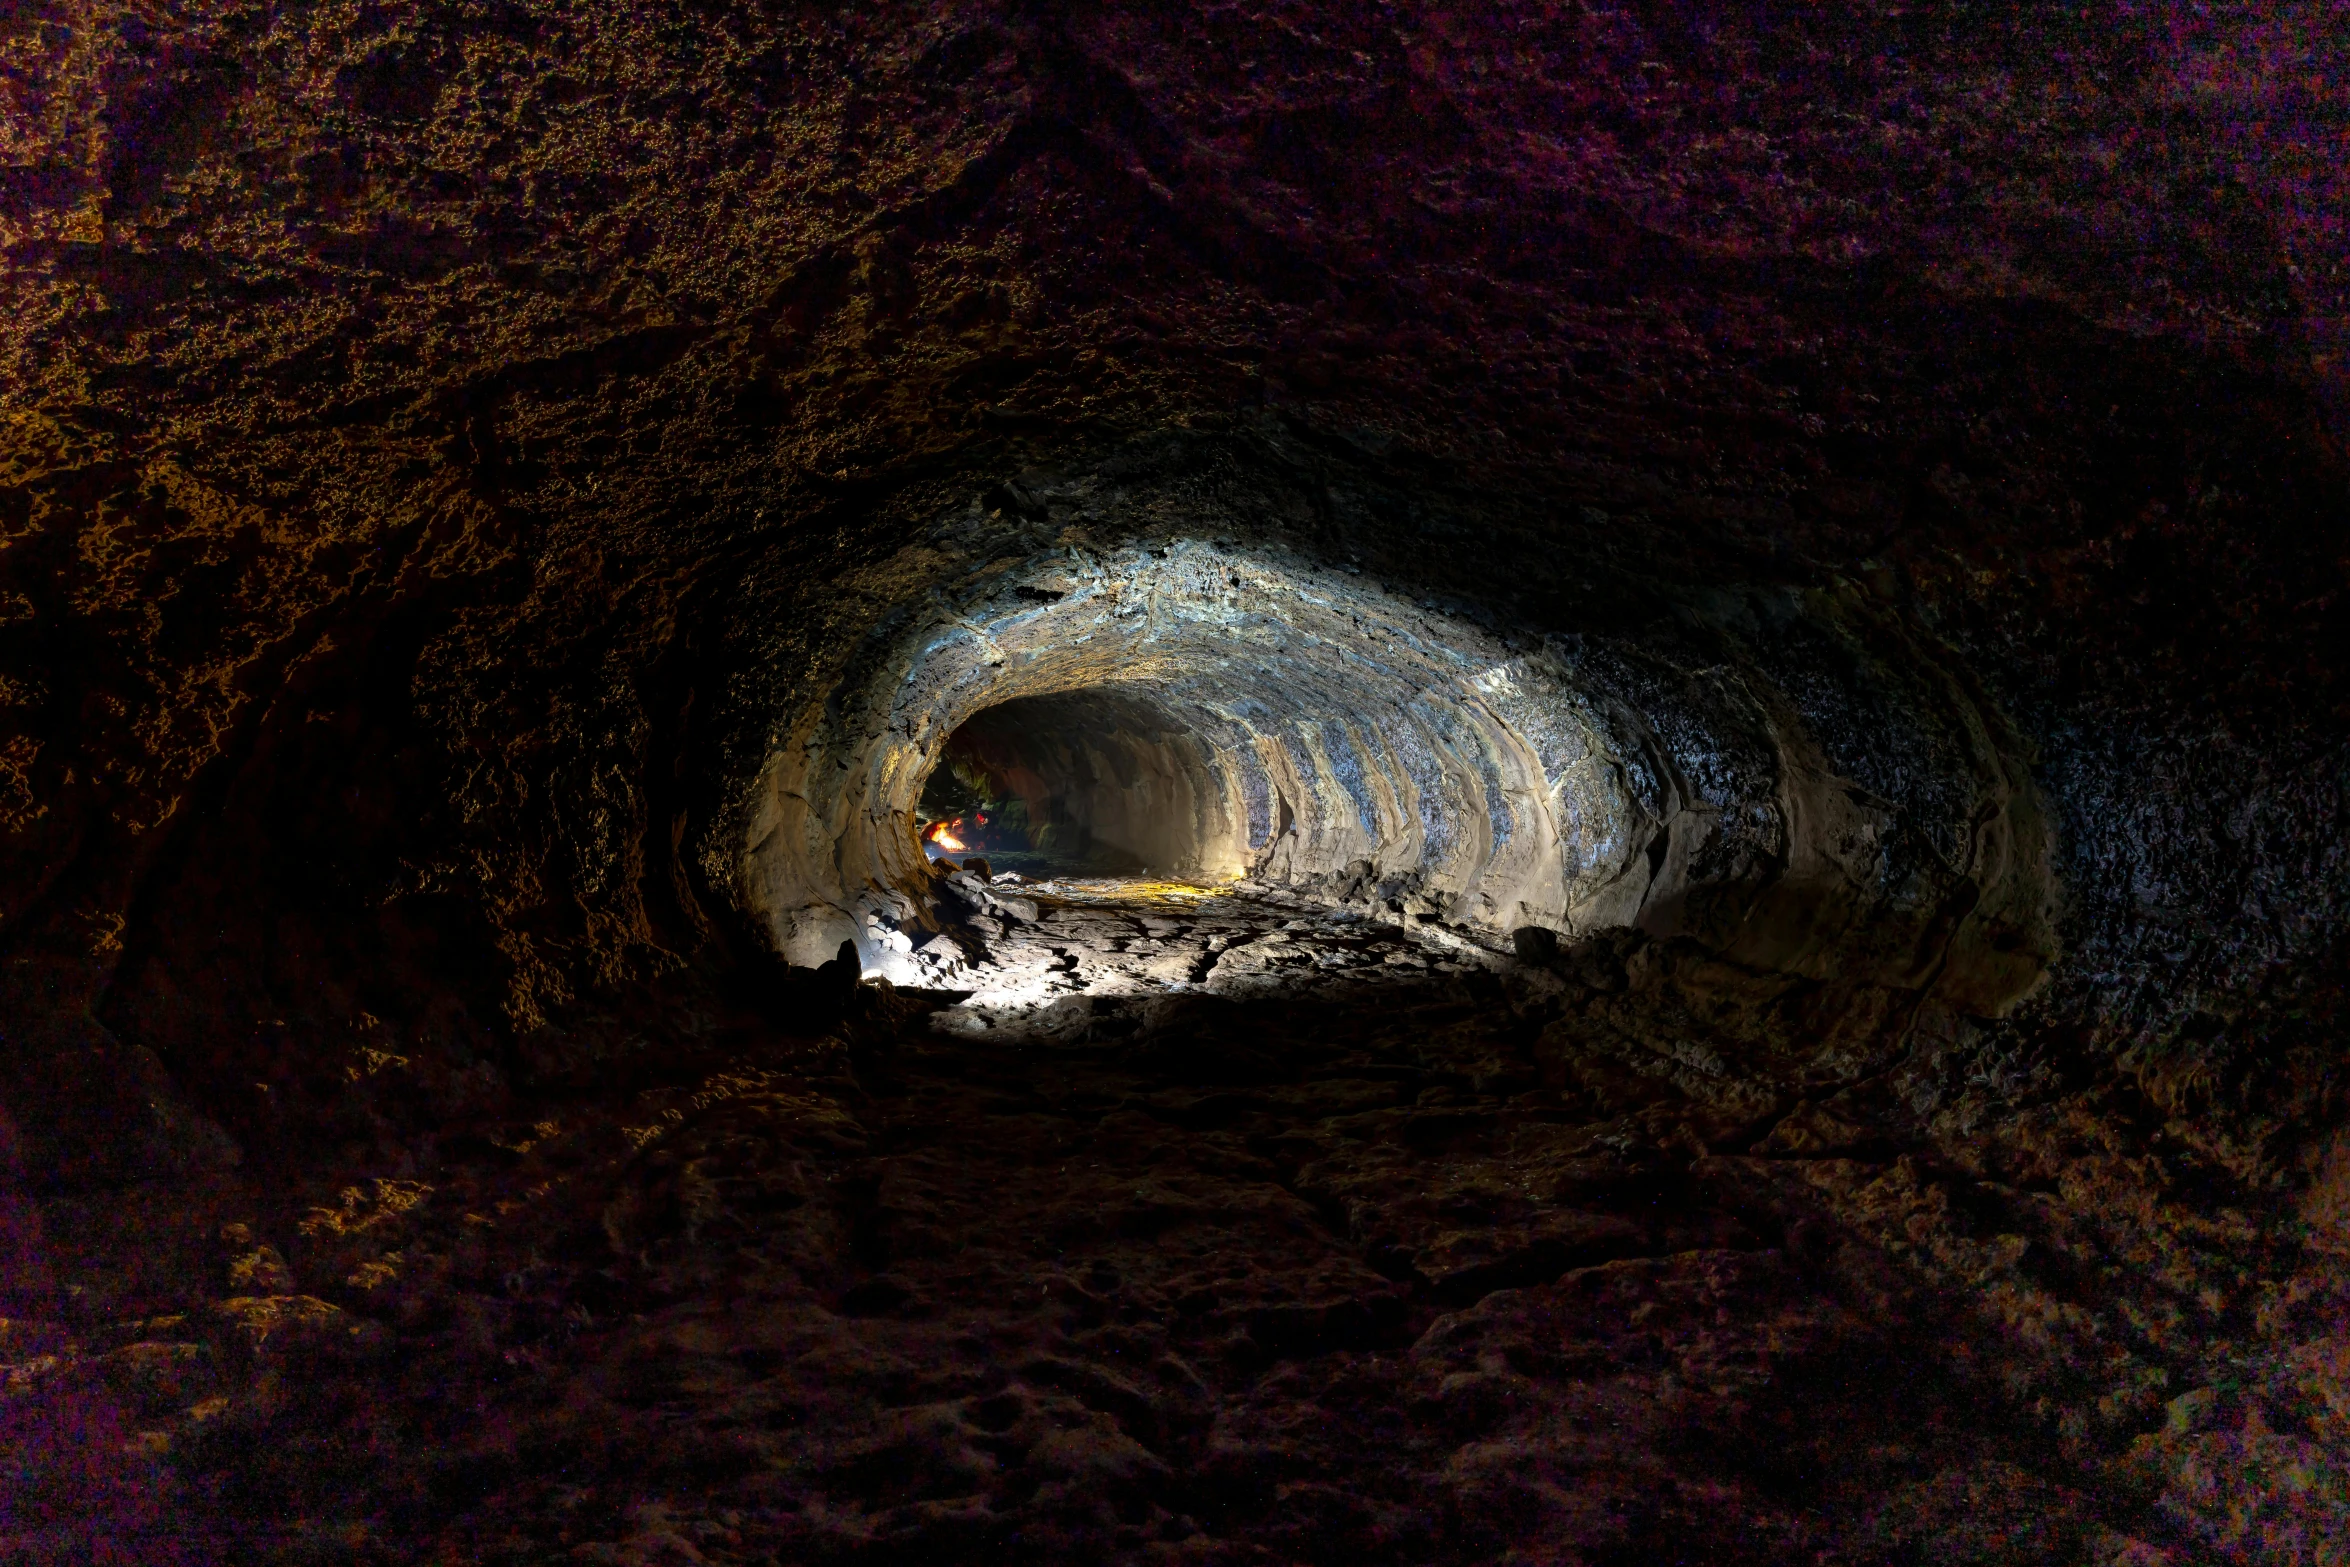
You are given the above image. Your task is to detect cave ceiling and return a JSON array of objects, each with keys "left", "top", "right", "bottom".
[{"left": 3, "top": 2, "right": 2349, "bottom": 1561}]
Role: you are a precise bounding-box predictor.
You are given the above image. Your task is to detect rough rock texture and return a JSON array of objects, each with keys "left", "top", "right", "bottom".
[
  {"left": 3, "top": 1, "right": 2349, "bottom": 1562},
  {"left": 742, "top": 520, "right": 2056, "bottom": 1011}
]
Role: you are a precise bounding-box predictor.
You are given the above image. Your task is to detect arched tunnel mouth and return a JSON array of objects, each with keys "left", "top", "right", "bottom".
[
  {"left": 14, "top": 0, "right": 2350, "bottom": 1551},
  {"left": 740, "top": 521, "right": 2058, "bottom": 1045},
  {"left": 896, "top": 678, "right": 1531, "bottom": 1032},
  {"left": 14, "top": 424, "right": 2344, "bottom": 1566},
  {"left": 916, "top": 690, "right": 1218, "bottom": 880}
]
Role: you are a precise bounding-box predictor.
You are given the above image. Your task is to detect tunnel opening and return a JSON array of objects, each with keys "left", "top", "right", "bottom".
[
  {"left": 914, "top": 689, "right": 1223, "bottom": 881},
  {"left": 746, "top": 540, "right": 1669, "bottom": 975},
  {"left": 745, "top": 531, "right": 2056, "bottom": 1017},
  {"left": 16, "top": 3, "right": 2350, "bottom": 1554}
]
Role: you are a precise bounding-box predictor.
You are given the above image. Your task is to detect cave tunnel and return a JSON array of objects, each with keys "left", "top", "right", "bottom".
[
  {"left": 745, "top": 531, "right": 2048, "bottom": 1030},
  {"left": 6, "top": 3, "right": 2350, "bottom": 1562},
  {"left": 917, "top": 690, "right": 1227, "bottom": 879}
]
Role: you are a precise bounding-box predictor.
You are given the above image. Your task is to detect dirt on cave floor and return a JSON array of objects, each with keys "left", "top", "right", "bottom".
[
  {"left": 7, "top": 890, "right": 2350, "bottom": 1564},
  {"left": 889, "top": 870, "right": 1509, "bottom": 1018}
]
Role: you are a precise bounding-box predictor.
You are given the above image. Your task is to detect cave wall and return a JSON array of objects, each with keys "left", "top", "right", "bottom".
[
  {"left": 3, "top": 3, "right": 2350, "bottom": 1558},
  {"left": 727, "top": 479, "right": 2061, "bottom": 1038},
  {"left": 0, "top": 0, "right": 2340, "bottom": 1201}
]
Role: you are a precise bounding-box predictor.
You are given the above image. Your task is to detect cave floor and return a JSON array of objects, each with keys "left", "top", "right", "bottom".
[
  {"left": 916, "top": 875, "right": 1507, "bottom": 1030},
  {"left": 11, "top": 917, "right": 2345, "bottom": 1562}
]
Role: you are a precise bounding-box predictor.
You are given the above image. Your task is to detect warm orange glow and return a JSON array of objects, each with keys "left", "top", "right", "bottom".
[{"left": 926, "top": 819, "right": 966, "bottom": 852}]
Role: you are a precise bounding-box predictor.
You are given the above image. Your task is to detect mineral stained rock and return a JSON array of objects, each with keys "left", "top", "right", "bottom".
[{"left": 2, "top": 2, "right": 2347, "bottom": 1563}]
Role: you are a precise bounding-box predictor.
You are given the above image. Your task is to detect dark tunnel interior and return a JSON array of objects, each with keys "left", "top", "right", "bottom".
[
  {"left": 4, "top": 3, "right": 2350, "bottom": 1562},
  {"left": 918, "top": 692, "right": 1219, "bottom": 877}
]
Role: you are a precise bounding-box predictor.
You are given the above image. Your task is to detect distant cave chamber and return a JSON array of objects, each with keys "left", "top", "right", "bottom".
[
  {"left": 746, "top": 538, "right": 1642, "bottom": 971},
  {"left": 738, "top": 525, "right": 2056, "bottom": 1018},
  {"left": 915, "top": 691, "right": 1231, "bottom": 878}
]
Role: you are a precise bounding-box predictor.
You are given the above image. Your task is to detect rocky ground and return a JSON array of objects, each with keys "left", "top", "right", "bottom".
[
  {"left": 5, "top": 2, "right": 2350, "bottom": 1562},
  {"left": 892, "top": 869, "right": 1502, "bottom": 1013},
  {"left": 7, "top": 880, "right": 2347, "bottom": 1564}
]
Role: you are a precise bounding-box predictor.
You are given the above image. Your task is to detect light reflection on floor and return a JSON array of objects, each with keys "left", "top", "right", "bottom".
[{"left": 902, "top": 874, "right": 1509, "bottom": 1042}]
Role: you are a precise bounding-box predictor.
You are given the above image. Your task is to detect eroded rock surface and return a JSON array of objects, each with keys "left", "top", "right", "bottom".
[
  {"left": 905, "top": 876, "right": 1502, "bottom": 1010},
  {"left": 8, "top": 917, "right": 2346, "bottom": 1562},
  {"left": 2, "top": 0, "right": 2348, "bottom": 1562}
]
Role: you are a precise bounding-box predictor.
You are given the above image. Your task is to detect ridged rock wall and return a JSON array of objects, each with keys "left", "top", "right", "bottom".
[
  {"left": 739, "top": 468, "right": 2058, "bottom": 1026},
  {"left": 0, "top": 1, "right": 2346, "bottom": 1558}
]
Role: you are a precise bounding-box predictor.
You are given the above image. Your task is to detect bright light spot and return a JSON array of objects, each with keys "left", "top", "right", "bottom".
[{"left": 953, "top": 971, "right": 1062, "bottom": 1010}]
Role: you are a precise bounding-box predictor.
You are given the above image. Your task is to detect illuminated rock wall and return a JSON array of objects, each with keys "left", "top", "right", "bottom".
[{"left": 738, "top": 491, "right": 2056, "bottom": 1026}]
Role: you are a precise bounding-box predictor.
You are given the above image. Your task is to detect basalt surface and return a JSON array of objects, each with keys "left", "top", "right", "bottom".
[{"left": 4, "top": 1, "right": 2350, "bottom": 1563}]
